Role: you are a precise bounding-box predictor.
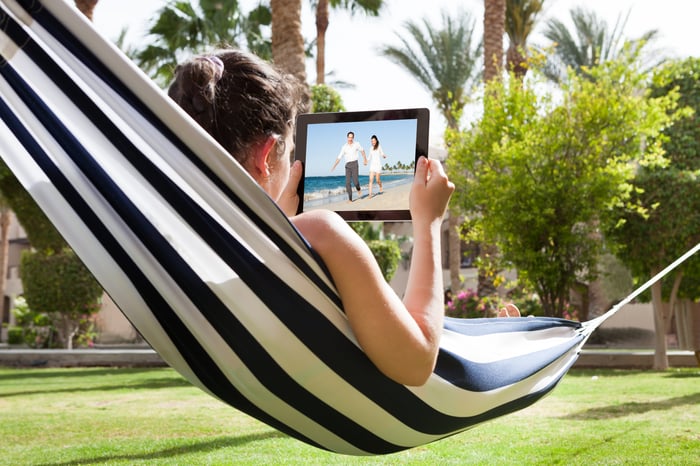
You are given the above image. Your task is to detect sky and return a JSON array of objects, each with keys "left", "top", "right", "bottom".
[{"left": 92, "top": 0, "right": 700, "bottom": 146}]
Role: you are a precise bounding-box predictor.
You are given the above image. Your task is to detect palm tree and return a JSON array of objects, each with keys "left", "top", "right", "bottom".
[
  {"left": 540, "top": 6, "right": 660, "bottom": 83},
  {"left": 313, "top": 0, "right": 383, "bottom": 84},
  {"left": 478, "top": 0, "right": 547, "bottom": 298},
  {"left": 473, "top": 0, "right": 507, "bottom": 298},
  {"left": 483, "top": 0, "right": 506, "bottom": 82},
  {"left": 505, "top": 0, "right": 545, "bottom": 79},
  {"left": 133, "top": 0, "right": 270, "bottom": 86},
  {"left": 382, "top": 11, "right": 482, "bottom": 295},
  {"left": 381, "top": 11, "right": 481, "bottom": 130},
  {"left": 271, "top": 0, "right": 307, "bottom": 85}
]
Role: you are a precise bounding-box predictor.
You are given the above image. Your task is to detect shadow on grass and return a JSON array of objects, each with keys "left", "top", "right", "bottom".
[
  {"left": 0, "top": 367, "right": 164, "bottom": 381},
  {"left": 549, "top": 425, "right": 639, "bottom": 462},
  {"left": 36, "top": 431, "right": 289, "bottom": 466},
  {"left": 664, "top": 370, "right": 700, "bottom": 379},
  {"left": 563, "top": 392, "right": 700, "bottom": 420},
  {"left": 0, "top": 377, "right": 191, "bottom": 398}
]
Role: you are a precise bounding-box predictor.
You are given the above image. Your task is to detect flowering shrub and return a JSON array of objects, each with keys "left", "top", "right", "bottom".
[
  {"left": 445, "top": 285, "right": 570, "bottom": 319},
  {"left": 10, "top": 296, "right": 56, "bottom": 348},
  {"left": 74, "top": 314, "right": 97, "bottom": 348},
  {"left": 503, "top": 281, "right": 544, "bottom": 317},
  {"left": 445, "top": 289, "right": 505, "bottom": 319},
  {"left": 561, "top": 302, "right": 580, "bottom": 322},
  {"left": 10, "top": 296, "right": 98, "bottom": 348}
]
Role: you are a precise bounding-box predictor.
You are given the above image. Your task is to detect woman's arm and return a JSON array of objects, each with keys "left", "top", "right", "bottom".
[
  {"left": 291, "top": 157, "right": 453, "bottom": 386},
  {"left": 401, "top": 157, "right": 454, "bottom": 379}
]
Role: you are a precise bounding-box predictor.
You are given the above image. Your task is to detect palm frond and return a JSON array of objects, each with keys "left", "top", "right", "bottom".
[{"left": 380, "top": 10, "right": 481, "bottom": 127}]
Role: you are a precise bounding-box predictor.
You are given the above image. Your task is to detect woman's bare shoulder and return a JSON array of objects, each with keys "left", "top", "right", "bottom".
[{"left": 291, "top": 210, "right": 365, "bottom": 255}]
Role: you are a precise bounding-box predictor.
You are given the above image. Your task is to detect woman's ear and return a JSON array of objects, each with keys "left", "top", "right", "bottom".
[{"left": 251, "top": 136, "right": 278, "bottom": 181}]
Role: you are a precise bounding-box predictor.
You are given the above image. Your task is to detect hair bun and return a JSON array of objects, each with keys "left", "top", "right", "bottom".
[
  {"left": 197, "top": 56, "right": 225, "bottom": 84},
  {"left": 168, "top": 55, "right": 226, "bottom": 131}
]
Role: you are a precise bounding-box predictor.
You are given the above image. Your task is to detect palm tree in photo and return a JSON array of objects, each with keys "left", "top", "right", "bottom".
[
  {"left": 505, "top": 0, "right": 545, "bottom": 79},
  {"left": 540, "top": 6, "right": 660, "bottom": 83},
  {"left": 313, "top": 0, "right": 383, "bottom": 84},
  {"left": 382, "top": 10, "right": 482, "bottom": 295}
]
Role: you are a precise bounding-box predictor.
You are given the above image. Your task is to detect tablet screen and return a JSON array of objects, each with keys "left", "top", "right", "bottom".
[{"left": 294, "top": 108, "right": 429, "bottom": 221}]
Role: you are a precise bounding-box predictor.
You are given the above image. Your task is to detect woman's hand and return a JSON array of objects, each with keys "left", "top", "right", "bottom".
[
  {"left": 277, "top": 160, "right": 302, "bottom": 217},
  {"left": 409, "top": 156, "right": 454, "bottom": 227}
]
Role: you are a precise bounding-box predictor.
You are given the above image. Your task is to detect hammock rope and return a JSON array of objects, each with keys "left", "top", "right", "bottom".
[{"left": 0, "top": 0, "right": 696, "bottom": 455}]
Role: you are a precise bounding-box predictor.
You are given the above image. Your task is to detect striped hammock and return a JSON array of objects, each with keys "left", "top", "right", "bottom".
[{"left": 0, "top": 0, "right": 696, "bottom": 455}]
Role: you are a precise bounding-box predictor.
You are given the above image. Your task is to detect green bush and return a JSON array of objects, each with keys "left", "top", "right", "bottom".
[
  {"left": 0, "top": 160, "right": 66, "bottom": 250},
  {"left": 20, "top": 248, "right": 102, "bottom": 348},
  {"left": 367, "top": 239, "right": 402, "bottom": 282},
  {"left": 349, "top": 222, "right": 405, "bottom": 283},
  {"left": 10, "top": 296, "right": 56, "bottom": 348},
  {"left": 10, "top": 296, "right": 31, "bottom": 326},
  {"left": 310, "top": 84, "right": 345, "bottom": 113},
  {"left": 7, "top": 326, "right": 24, "bottom": 345}
]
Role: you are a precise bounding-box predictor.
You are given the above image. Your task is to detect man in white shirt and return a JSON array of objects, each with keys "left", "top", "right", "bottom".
[{"left": 331, "top": 131, "right": 368, "bottom": 202}]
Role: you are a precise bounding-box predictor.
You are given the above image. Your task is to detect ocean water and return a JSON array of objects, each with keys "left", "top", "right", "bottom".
[{"left": 304, "top": 174, "right": 412, "bottom": 206}]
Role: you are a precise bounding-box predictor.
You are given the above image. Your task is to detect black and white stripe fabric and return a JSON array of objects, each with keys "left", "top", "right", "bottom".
[{"left": 0, "top": 0, "right": 678, "bottom": 455}]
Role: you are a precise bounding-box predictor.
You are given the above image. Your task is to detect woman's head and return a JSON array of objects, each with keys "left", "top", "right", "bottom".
[
  {"left": 168, "top": 49, "right": 307, "bottom": 196},
  {"left": 371, "top": 135, "right": 379, "bottom": 148}
]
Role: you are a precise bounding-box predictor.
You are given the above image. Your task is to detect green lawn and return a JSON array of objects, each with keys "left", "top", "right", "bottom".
[{"left": 0, "top": 367, "right": 698, "bottom": 465}]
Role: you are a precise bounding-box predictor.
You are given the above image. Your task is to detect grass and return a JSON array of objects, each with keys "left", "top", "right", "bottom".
[{"left": 0, "top": 367, "right": 698, "bottom": 465}]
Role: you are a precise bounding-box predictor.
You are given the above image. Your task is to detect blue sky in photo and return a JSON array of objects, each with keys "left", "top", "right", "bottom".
[{"left": 302, "top": 118, "right": 417, "bottom": 177}]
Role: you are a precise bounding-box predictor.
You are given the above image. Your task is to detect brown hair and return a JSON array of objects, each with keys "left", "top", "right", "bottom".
[{"left": 168, "top": 49, "right": 307, "bottom": 165}]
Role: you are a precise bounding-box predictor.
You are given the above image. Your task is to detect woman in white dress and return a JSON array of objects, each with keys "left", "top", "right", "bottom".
[{"left": 367, "top": 135, "right": 388, "bottom": 198}]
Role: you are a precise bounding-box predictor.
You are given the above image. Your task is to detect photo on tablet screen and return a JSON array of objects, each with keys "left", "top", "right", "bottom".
[{"left": 294, "top": 108, "right": 429, "bottom": 221}]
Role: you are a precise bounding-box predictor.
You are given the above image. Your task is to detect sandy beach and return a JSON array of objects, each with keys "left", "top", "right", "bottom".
[{"left": 305, "top": 178, "right": 412, "bottom": 213}]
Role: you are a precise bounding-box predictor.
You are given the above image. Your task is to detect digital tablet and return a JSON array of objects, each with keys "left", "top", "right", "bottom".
[{"left": 294, "top": 108, "right": 429, "bottom": 221}]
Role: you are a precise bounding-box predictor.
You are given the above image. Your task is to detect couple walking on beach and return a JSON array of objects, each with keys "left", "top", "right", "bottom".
[{"left": 331, "top": 132, "right": 387, "bottom": 202}]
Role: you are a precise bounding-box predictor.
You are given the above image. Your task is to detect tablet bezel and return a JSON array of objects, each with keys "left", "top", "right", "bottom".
[{"left": 294, "top": 108, "right": 429, "bottom": 221}]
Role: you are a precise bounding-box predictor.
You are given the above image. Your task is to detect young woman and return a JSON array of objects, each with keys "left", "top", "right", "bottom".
[
  {"left": 367, "top": 134, "right": 388, "bottom": 198},
  {"left": 168, "top": 49, "right": 454, "bottom": 386}
]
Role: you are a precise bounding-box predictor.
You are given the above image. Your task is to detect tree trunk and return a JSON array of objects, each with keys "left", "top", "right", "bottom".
[
  {"left": 315, "top": 0, "right": 329, "bottom": 84},
  {"left": 75, "top": 0, "right": 98, "bottom": 21},
  {"left": 506, "top": 43, "right": 528, "bottom": 79},
  {"left": 483, "top": 0, "right": 505, "bottom": 83},
  {"left": 571, "top": 281, "right": 590, "bottom": 321},
  {"left": 478, "top": 0, "right": 505, "bottom": 298},
  {"left": 55, "top": 313, "right": 79, "bottom": 350},
  {"left": 448, "top": 212, "right": 461, "bottom": 293},
  {"left": 271, "top": 0, "right": 308, "bottom": 86},
  {"left": 650, "top": 269, "right": 669, "bottom": 370},
  {"left": 0, "top": 209, "right": 10, "bottom": 334},
  {"left": 667, "top": 270, "right": 683, "bottom": 333}
]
